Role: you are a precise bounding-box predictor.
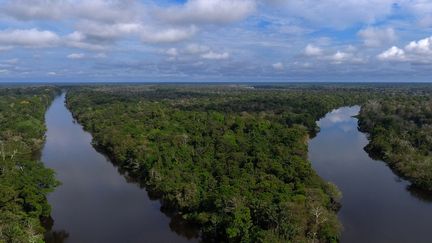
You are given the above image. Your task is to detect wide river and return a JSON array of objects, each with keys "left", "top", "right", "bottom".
[
  {"left": 41, "top": 94, "right": 432, "bottom": 242},
  {"left": 41, "top": 93, "right": 198, "bottom": 243},
  {"left": 309, "top": 106, "right": 432, "bottom": 243}
]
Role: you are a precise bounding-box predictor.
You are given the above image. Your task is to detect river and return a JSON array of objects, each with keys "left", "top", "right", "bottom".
[
  {"left": 309, "top": 106, "right": 432, "bottom": 243},
  {"left": 41, "top": 93, "right": 198, "bottom": 243}
]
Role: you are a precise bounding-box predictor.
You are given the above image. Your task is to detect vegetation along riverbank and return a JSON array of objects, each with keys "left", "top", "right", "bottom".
[{"left": 0, "top": 87, "right": 60, "bottom": 242}]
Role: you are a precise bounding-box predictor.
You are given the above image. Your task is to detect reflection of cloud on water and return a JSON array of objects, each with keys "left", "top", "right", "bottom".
[
  {"left": 340, "top": 124, "right": 354, "bottom": 132},
  {"left": 317, "top": 106, "right": 360, "bottom": 129}
]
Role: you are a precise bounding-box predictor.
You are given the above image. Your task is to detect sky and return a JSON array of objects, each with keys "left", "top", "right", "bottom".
[{"left": 0, "top": 0, "right": 431, "bottom": 82}]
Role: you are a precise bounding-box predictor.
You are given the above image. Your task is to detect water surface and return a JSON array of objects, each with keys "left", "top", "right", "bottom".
[
  {"left": 42, "top": 93, "right": 198, "bottom": 243},
  {"left": 309, "top": 106, "right": 432, "bottom": 243}
]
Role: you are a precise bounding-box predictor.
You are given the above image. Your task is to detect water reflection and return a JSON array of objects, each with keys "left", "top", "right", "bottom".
[
  {"left": 309, "top": 106, "right": 432, "bottom": 243},
  {"left": 41, "top": 93, "right": 199, "bottom": 243},
  {"left": 42, "top": 217, "right": 70, "bottom": 243},
  {"left": 407, "top": 185, "right": 432, "bottom": 203}
]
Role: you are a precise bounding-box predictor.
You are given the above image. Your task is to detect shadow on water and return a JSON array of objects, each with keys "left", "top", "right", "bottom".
[
  {"left": 42, "top": 217, "right": 70, "bottom": 243},
  {"left": 407, "top": 185, "right": 432, "bottom": 203},
  {"left": 92, "top": 144, "right": 201, "bottom": 240},
  {"left": 363, "top": 144, "right": 432, "bottom": 202}
]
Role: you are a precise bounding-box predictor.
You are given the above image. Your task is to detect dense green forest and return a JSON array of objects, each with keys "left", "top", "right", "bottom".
[
  {"left": 0, "top": 87, "right": 59, "bottom": 243},
  {"left": 359, "top": 94, "right": 432, "bottom": 191},
  {"left": 1, "top": 83, "right": 429, "bottom": 242},
  {"left": 66, "top": 85, "right": 373, "bottom": 242}
]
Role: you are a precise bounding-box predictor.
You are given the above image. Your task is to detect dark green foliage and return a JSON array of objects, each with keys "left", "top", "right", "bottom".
[
  {"left": 359, "top": 95, "right": 432, "bottom": 190},
  {"left": 0, "top": 87, "right": 59, "bottom": 242},
  {"left": 65, "top": 86, "right": 368, "bottom": 242}
]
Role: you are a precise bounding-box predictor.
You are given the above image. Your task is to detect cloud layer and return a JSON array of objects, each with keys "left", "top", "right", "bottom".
[{"left": 0, "top": 0, "right": 431, "bottom": 82}]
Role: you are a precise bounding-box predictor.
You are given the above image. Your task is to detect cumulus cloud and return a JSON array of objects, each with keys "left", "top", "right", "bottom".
[
  {"left": 331, "top": 51, "right": 351, "bottom": 63},
  {"left": 358, "top": 27, "right": 397, "bottom": 47},
  {"left": 159, "top": 0, "right": 256, "bottom": 24},
  {"left": 164, "top": 44, "right": 229, "bottom": 61},
  {"left": 328, "top": 51, "right": 365, "bottom": 64},
  {"left": 0, "top": 0, "right": 254, "bottom": 45},
  {"left": 405, "top": 36, "right": 432, "bottom": 54},
  {"left": 1, "top": 0, "right": 65, "bottom": 20},
  {"left": 1, "top": 0, "right": 140, "bottom": 23},
  {"left": 378, "top": 36, "right": 432, "bottom": 63},
  {"left": 71, "top": 0, "right": 140, "bottom": 23},
  {"left": 0, "top": 28, "right": 60, "bottom": 48},
  {"left": 2, "top": 0, "right": 432, "bottom": 81},
  {"left": 64, "top": 31, "right": 107, "bottom": 51},
  {"left": 141, "top": 26, "right": 197, "bottom": 43},
  {"left": 378, "top": 46, "right": 406, "bottom": 61},
  {"left": 304, "top": 46, "right": 364, "bottom": 64},
  {"left": 304, "top": 44, "right": 323, "bottom": 56},
  {"left": 76, "top": 21, "right": 143, "bottom": 41}
]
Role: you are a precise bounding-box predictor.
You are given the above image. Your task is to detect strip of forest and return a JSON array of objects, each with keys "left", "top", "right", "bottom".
[
  {"left": 0, "top": 87, "right": 59, "bottom": 242},
  {"left": 359, "top": 94, "right": 432, "bottom": 191}
]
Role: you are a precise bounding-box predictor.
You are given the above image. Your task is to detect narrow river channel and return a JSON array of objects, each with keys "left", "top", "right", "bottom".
[
  {"left": 309, "top": 106, "right": 432, "bottom": 243},
  {"left": 41, "top": 93, "right": 198, "bottom": 243}
]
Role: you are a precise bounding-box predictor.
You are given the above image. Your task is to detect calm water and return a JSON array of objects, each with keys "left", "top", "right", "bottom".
[
  {"left": 41, "top": 93, "right": 198, "bottom": 243},
  {"left": 309, "top": 106, "right": 432, "bottom": 243}
]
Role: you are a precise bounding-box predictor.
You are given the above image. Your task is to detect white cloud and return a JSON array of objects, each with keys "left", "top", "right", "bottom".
[
  {"left": 0, "top": 28, "right": 60, "bottom": 48},
  {"left": 201, "top": 51, "right": 230, "bottom": 60},
  {"left": 272, "top": 62, "right": 284, "bottom": 70},
  {"left": 75, "top": 22, "right": 143, "bottom": 41},
  {"left": 1, "top": 0, "right": 140, "bottom": 23},
  {"left": 160, "top": 0, "right": 256, "bottom": 24},
  {"left": 47, "top": 71, "right": 57, "bottom": 76},
  {"left": 64, "top": 31, "right": 107, "bottom": 51},
  {"left": 378, "top": 36, "right": 432, "bottom": 63},
  {"left": 358, "top": 27, "right": 397, "bottom": 47},
  {"left": 405, "top": 36, "right": 432, "bottom": 54},
  {"left": 71, "top": 0, "right": 141, "bottom": 23},
  {"left": 67, "top": 53, "right": 85, "bottom": 59},
  {"left": 304, "top": 44, "right": 323, "bottom": 56},
  {"left": 141, "top": 26, "right": 197, "bottom": 43},
  {"left": 377, "top": 46, "right": 406, "bottom": 61},
  {"left": 2, "top": 0, "right": 65, "bottom": 20},
  {"left": 330, "top": 51, "right": 352, "bottom": 64}
]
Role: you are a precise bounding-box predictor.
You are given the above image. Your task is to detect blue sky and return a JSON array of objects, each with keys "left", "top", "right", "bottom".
[{"left": 0, "top": 0, "right": 431, "bottom": 82}]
